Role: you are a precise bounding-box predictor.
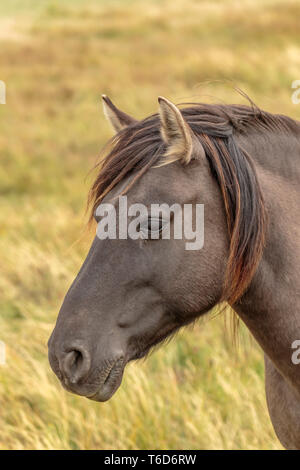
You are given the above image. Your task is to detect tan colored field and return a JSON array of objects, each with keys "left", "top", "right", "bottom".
[{"left": 1, "top": 0, "right": 299, "bottom": 450}]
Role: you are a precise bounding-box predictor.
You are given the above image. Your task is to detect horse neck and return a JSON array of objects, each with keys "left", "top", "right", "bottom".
[{"left": 233, "top": 127, "right": 300, "bottom": 395}]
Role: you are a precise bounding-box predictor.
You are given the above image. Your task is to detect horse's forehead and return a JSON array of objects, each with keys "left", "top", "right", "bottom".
[
  {"left": 101, "top": 174, "right": 135, "bottom": 204},
  {"left": 101, "top": 163, "right": 188, "bottom": 207}
]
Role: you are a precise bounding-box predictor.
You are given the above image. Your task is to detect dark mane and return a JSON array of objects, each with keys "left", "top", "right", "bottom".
[{"left": 88, "top": 103, "right": 298, "bottom": 305}]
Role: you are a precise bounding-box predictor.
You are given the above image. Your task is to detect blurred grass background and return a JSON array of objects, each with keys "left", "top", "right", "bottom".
[{"left": 1, "top": 0, "right": 299, "bottom": 450}]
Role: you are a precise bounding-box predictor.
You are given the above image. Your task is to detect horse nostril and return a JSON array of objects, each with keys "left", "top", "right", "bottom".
[{"left": 61, "top": 346, "right": 91, "bottom": 385}]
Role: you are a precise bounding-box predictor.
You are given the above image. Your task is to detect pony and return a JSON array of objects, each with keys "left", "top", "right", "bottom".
[{"left": 48, "top": 95, "right": 300, "bottom": 449}]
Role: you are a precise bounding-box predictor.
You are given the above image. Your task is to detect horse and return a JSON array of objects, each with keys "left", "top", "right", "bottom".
[{"left": 48, "top": 95, "right": 300, "bottom": 449}]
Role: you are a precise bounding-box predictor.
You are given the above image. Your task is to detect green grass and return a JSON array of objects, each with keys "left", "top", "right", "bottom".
[{"left": 1, "top": 0, "right": 299, "bottom": 450}]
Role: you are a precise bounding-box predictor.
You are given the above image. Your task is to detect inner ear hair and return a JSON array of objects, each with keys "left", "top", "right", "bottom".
[{"left": 158, "top": 96, "right": 194, "bottom": 165}]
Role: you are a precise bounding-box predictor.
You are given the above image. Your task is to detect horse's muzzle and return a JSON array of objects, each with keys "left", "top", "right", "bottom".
[{"left": 48, "top": 337, "right": 125, "bottom": 401}]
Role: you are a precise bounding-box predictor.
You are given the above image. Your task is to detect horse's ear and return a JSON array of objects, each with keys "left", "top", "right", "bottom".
[
  {"left": 102, "top": 95, "right": 137, "bottom": 133},
  {"left": 158, "top": 96, "right": 194, "bottom": 165}
]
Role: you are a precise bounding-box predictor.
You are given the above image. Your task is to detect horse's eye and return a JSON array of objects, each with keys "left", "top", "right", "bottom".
[
  {"left": 140, "top": 217, "right": 165, "bottom": 239},
  {"left": 148, "top": 217, "right": 163, "bottom": 233}
]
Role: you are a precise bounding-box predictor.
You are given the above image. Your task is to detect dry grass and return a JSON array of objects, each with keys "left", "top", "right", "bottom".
[{"left": 1, "top": 0, "right": 299, "bottom": 450}]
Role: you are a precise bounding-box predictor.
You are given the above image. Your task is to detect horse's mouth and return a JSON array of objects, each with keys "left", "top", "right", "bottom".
[{"left": 87, "top": 357, "right": 125, "bottom": 402}]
